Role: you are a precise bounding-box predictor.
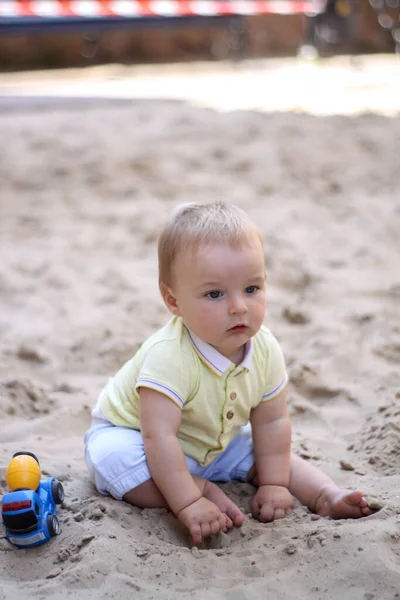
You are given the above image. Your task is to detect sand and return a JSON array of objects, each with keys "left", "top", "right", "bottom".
[{"left": 0, "top": 55, "right": 400, "bottom": 600}]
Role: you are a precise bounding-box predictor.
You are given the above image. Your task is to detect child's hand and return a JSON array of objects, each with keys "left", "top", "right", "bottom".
[
  {"left": 251, "top": 484, "right": 294, "bottom": 522},
  {"left": 177, "top": 497, "right": 230, "bottom": 545}
]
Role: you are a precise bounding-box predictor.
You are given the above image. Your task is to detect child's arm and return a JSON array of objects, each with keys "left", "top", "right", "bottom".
[
  {"left": 139, "top": 387, "right": 228, "bottom": 544},
  {"left": 250, "top": 388, "right": 294, "bottom": 522}
]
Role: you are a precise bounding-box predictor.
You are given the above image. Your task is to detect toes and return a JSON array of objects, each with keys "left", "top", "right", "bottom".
[
  {"left": 345, "top": 491, "right": 364, "bottom": 506},
  {"left": 316, "top": 487, "right": 374, "bottom": 519},
  {"left": 361, "top": 506, "right": 372, "bottom": 516}
]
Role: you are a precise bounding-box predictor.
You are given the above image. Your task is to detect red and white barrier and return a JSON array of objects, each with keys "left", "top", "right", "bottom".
[{"left": 0, "top": 1, "right": 326, "bottom": 18}]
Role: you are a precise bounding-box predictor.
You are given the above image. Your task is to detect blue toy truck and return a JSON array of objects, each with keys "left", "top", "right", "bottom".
[{"left": 1, "top": 452, "right": 64, "bottom": 548}]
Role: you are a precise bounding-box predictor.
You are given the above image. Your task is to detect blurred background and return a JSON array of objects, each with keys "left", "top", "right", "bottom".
[{"left": 0, "top": 0, "right": 399, "bottom": 71}]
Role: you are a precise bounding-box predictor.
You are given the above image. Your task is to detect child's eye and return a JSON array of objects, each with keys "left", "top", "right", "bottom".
[
  {"left": 245, "top": 285, "right": 258, "bottom": 294},
  {"left": 206, "top": 290, "right": 223, "bottom": 299}
]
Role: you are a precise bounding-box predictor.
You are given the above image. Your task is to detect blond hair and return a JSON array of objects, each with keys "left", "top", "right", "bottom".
[{"left": 158, "top": 202, "right": 262, "bottom": 286}]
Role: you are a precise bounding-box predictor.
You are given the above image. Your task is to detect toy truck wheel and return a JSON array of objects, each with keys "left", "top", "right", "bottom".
[
  {"left": 51, "top": 480, "right": 64, "bottom": 504},
  {"left": 47, "top": 514, "right": 60, "bottom": 537}
]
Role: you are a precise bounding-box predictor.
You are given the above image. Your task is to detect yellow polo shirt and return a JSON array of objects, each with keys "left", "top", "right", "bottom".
[{"left": 93, "top": 316, "right": 288, "bottom": 466}]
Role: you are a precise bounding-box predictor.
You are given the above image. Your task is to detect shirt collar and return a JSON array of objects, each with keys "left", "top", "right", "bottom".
[{"left": 185, "top": 327, "right": 254, "bottom": 376}]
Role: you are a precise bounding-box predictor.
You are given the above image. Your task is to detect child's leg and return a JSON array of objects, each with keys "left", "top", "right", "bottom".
[
  {"left": 84, "top": 419, "right": 243, "bottom": 526},
  {"left": 123, "top": 478, "right": 166, "bottom": 508},
  {"left": 288, "top": 454, "right": 371, "bottom": 518},
  {"left": 123, "top": 477, "right": 244, "bottom": 527}
]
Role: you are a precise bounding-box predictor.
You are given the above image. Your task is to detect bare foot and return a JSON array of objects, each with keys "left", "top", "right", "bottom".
[
  {"left": 314, "top": 484, "right": 372, "bottom": 519},
  {"left": 203, "top": 480, "right": 245, "bottom": 528}
]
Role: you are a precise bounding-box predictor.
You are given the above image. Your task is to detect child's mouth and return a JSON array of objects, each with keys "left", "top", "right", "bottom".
[{"left": 228, "top": 325, "right": 248, "bottom": 333}]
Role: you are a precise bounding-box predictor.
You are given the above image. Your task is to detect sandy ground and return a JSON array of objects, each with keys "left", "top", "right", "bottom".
[{"left": 0, "top": 55, "right": 400, "bottom": 599}]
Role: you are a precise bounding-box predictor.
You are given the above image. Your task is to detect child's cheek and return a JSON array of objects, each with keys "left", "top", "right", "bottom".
[{"left": 199, "top": 302, "right": 220, "bottom": 324}]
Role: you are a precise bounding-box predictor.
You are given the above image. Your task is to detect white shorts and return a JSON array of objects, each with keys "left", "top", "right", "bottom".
[{"left": 84, "top": 418, "right": 254, "bottom": 500}]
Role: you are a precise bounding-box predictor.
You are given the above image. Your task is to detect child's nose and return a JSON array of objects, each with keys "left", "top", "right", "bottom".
[{"left": 228, "top": 295, "right": 248, "bottom": 316}]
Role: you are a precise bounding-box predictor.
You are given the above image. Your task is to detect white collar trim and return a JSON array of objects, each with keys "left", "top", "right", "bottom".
[{"left": 185, "top": 327, "right": 253, "bottom": 375}]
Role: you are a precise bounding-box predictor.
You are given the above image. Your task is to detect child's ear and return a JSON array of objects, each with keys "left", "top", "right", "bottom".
[{"left": 160, "top": 283, "right": 180, "bottom": 316}]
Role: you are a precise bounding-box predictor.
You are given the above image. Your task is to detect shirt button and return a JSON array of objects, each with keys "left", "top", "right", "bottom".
[
  {"left": 226, "top": 411, "right": 234, "bottom": 420},
  {"left": 230, "top": 392, "right": 237, "bottom": 400}
]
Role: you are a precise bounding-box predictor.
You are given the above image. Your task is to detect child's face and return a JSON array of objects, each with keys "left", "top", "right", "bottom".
[{"left": 165, "top": 237, "right": 266, "bottom": 364}]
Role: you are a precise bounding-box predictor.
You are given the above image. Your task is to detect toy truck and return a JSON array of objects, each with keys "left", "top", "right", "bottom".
[{"left": 1, "top": 452, "right": 64, "bottom": 548}]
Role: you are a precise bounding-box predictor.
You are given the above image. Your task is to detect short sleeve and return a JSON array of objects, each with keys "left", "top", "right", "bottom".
[
  {"left": 261, "top": 332, "right": 288, "bottom": 402},
  {"left": 136, "top": 340, "right": 193, "bottom": 409}
]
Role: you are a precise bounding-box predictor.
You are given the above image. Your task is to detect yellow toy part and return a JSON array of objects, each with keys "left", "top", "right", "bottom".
[{"left": 6, "top": 453, "right": 41, "bottom": 491}]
